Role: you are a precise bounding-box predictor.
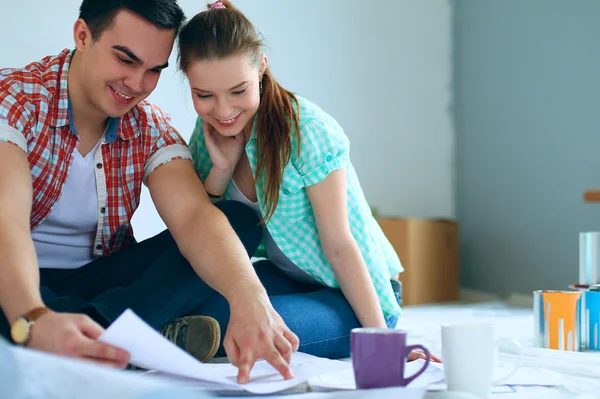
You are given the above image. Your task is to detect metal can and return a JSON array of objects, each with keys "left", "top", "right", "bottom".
[
  {"left": 580, "top": 290, "right": 600, "bottom": 350},
  {"left": 533, "top": 290, "right": 582, "bottom": 351},
  {"left": 580, "top": 232, "right": 600, "bottom": 285}
]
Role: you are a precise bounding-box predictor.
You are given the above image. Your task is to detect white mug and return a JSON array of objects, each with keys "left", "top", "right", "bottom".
[{"left": 441, "top": 322, "right": 523, "bottom": 398}]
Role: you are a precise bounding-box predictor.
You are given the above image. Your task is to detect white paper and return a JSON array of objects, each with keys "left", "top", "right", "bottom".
[
  {"left": 309, "top": 387, "right": 427, "bottom": 399},
  {"left": 428, "top": 360, "right": 565, "bottom": 387},
  {"left": 4, "top": 340, "right": 211, "bottom": 399},
  {"left": 99, "top": 309, "right": 350, "bottom": 394},
  {"left": 147, "top": 352, "right": 352, "bottom": 395},
  {"left": 494, "top": 365, "right": 565, "bottom": 386},
  {"left": 99, "top": 309, "right": 232, "bottom": 385},
  {"left": 427, "top": 383, "right": 515, "bottom": 394},
  {"left": 268, "top": 387, "right": 427, "bottom": 399}
]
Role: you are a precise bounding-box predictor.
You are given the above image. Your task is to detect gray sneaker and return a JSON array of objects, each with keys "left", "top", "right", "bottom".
[{"left": 159, "top": 315, "right": 221, "bottom": 363}]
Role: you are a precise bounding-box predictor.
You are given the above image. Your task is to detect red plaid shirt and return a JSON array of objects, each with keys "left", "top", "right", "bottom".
[{"left": 0, "top": 49, "right": 191, "bottom": 257}]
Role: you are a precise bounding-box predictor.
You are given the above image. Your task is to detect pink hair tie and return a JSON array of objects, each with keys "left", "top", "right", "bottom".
[{"left": 207, "top": 1, "right": 226, "bottom": 10}]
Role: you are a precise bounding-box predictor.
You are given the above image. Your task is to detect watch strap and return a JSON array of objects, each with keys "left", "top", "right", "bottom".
[{"left": 22, "top": 306, "right": 51, "bottom": 323}]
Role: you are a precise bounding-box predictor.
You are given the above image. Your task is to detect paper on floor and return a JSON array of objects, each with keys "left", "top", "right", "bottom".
[
  {"left": 146, "top": 352, "right": 354, "bottom": 395},
  {"left": 99, "top": 309, "right": 350, "bottom": 394},
  {"left": 307, "top": 387, "right": 428, "bottom": 399},
  {"left": 99, "top": 309, "right": 231, "bottom": 385},
  {"left": 4, "top": 337, "right": 212, "bottom": 399},
  {"left": 426, "top": 360, "right": 564, "bottom": 389},
  {"left": 259, "top": 387, "right": 428, "bottom": 399}
]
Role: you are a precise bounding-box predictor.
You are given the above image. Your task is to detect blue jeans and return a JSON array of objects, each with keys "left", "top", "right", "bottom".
[{"left": 198, "top": 260, "right": 402, "bottom": 358}]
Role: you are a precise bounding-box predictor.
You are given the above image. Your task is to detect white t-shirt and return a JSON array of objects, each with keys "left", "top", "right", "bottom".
[{"left": 31, "top": 139, "right": 103, "bottom": 269}]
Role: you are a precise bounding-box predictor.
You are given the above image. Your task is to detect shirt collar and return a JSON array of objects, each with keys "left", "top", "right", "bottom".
[
  {"left": 48, "top": 49, "right": 72, "bottom": 129},
  {"left": 67, "top": 100, "right": 119, "bottom": 143}
]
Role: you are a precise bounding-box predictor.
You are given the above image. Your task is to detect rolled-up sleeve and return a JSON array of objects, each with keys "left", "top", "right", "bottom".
[
  {"left": 294, "top": 117, "right": 351, "bottom": 187},
  {"left": 143, "top": 127, "right": 192, "bottom": 185}
]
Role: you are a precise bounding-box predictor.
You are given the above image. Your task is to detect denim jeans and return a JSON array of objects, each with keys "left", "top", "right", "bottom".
[
  {"left": 199, "top": 260, "right": 402, "bottom": 358},
  {"left": 0, "top": 200, "right": 403, "bottom": 359},
  {"left": 386, "top": 279, "right": 403, "bottom": 328}
]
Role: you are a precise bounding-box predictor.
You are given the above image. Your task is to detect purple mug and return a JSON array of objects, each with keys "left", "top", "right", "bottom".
[{"left": 351, "top": 328, "right": 431, "bottom": 389}]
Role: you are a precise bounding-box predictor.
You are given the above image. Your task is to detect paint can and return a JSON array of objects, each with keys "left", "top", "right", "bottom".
[
  {"left": 533, "top": 290, "right": 581, "bottom": 351},
  {"left": 580, "top": 289, "right": 600, "bottom": 351},
  {"left": 580, "top": 232, "right": 600, "bottom": 285}
]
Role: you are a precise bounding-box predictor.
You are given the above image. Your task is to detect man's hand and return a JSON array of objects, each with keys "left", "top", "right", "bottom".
[
  {"left": 224, "top": 293, "right": 300, "bottom": 384},
  {"left": 28, "top": 311, "right": 131, "bottom": 368}
]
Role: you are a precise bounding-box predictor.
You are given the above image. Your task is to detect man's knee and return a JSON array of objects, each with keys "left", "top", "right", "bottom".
[
  {"left": 214, "top": 200, "right": 263, "bottom": 257},
  {"left": 215, "top": 200, "right": 260, "bottom": 227}
]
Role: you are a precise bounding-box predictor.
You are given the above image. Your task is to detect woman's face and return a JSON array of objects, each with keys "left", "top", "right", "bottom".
[{"left": 186, "top": 52, "right": 267, "bottom": 137}]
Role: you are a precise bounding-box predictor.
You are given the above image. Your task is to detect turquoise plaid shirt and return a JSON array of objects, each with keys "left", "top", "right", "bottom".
[{"left": 189, "top": 96, "right": 403, "bottom": 319}]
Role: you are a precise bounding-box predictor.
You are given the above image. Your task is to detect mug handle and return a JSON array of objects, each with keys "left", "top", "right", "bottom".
[
  {"left": 492, "top": 337, "right": 524, "bottom": 385},
  {"left": 403, "top": 344, "right": 431, "bottom": 386}
]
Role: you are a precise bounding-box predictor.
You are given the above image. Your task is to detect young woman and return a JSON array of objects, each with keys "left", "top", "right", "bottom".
[{"left": 179, "top": 0, "right": 435, "bottom": 362}]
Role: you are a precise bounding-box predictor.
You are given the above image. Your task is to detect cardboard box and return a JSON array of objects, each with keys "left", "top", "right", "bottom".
[{"left": 377, "top": 218, "right": 459, "bottom": 305}]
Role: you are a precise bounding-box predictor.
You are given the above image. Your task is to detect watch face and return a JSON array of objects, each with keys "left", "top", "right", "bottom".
[{"left": 10, "top": 318, "right": 29, "bottom": 344}]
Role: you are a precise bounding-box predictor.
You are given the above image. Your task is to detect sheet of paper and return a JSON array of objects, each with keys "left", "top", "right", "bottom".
[
  {"left": 309, "top": 387, "right": 427, "bottom": 399},
  {"left": 99, "top": 309, "right": 233, "bottom": 385},
  {"left": 500, "top": 349, "right": 600, "bottom": 380},
  {"left": 427, "top": 383, "right": 515, "bottom": 394},
  {"left": 258, "top": 387, "right": 427, "bottom": 399},
  {"left": 428, "top": 361, "right": 565, "bottom": 387},
  {"left": 494, "top": 365, "right": 565, "bottom": 386},
  {"left": 308, "top": 358, "right": 445, "bottom": 391},
  {"left": 3, "top": 338, "right": 211, "bottom": 399},
  {"left": 147, "top": 352, "right": 352, "bottom": 395},
  {"left": 99, "top": 309, "right": 350, "bottom": 394}
]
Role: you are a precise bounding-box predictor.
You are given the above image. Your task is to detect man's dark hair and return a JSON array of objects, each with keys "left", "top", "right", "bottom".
[{"left": 79, "top": 0, "right": 186, "bottom": 40}]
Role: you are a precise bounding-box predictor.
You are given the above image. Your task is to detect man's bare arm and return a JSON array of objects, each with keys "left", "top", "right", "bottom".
[
  {"left": 148, "top": 159, "right": 298, "bottom": 383},
  {"left": 0, "top": 142, "right": 44, "bottom": 324}
]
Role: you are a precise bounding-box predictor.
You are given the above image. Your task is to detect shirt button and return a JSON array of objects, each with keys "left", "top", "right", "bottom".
[
  {"left": 325, "top": 154, "right": 334, "bottom": 162},
  {"left": 100, "top": 207, "right": 106, "bottom": 214},
  {"left": 96, "top": 163, "right": 103, "bottom": 169},
  {"left": 95, "top": 244, "right": 102, "bottom": 250}
]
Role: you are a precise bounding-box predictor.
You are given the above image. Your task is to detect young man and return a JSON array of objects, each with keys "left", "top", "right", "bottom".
[{"left": 0, "top": 0, "right": 298, "bottom": 383}]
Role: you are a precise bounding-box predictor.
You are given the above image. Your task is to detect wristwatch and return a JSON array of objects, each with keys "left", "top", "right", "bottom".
[{"left": 10, "top": 306, "right": 51, "bottom": 346}]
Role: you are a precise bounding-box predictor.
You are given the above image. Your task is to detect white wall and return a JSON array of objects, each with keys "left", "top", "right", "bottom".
[{"left": 1, "top": 0, "right": 454, "bottom": 241}]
